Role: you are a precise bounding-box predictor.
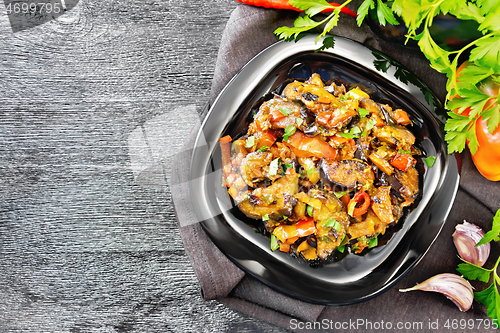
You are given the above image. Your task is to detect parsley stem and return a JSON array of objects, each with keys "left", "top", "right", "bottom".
[
  {"left": 449, "top": 32, "right": 495, "bottom": 58},
  {"left": 335, "top": 0, "right": 353, "bottom": 11}
]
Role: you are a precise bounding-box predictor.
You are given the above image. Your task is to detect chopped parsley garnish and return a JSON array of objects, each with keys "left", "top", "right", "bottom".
[
  {"left": 245, "top": 136, "right": 255, "bottom": 148},
  {"left": 269, "top": 158, "right": 280, "bottom": 176},
  {"left": 279, "top": 106, "right": 294, "bottom": 116},
  {"left": 306, "top": 163, "right": 315, "bottom": 175},
  {"left": 334, "top": 190, "right": 350, "bottom": 198},
  {"left": 368, "top": 237, "right": 378, "bottom": 248},
  {"left": 270, "top": 234, "right": 279, "bottom": 251},
  {"left": 338, "top": 132, "right": 357, "bottom": 139},
  {"left": 323, "top": 219, "right": 342, "bottom": 232},
  {"left": 358, "top": 108, "right": 369, "bottom": 118},
  {"left": 283, "top": 125, "right": 296, "bottom": 141},
  {"left": 424, "top": 156, "right": 436, "bottom": 168},
  {"left": 365, "top": 118, "right": 377, "bottom": 131},
  {"left": 307, "top": 205, "right": 313, "bottom": 217}
]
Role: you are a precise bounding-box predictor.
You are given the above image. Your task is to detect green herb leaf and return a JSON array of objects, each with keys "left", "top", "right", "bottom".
[
  {"left": 279, "top": 106, "right": 294, "bottom": 117},
  {"left": 424, "top": 156, "right": 436, "bottom": 168},
  {"left": 477, "top": 208, "right": 500, "bottom": 246},
  {"left": 270, "top": 234, "right": 279, "bottom": 251},
  {"left": 245, "top": 136, "right": 255, "bottom": 148},
  {"left": 398, "top": 148, "right": 412, "bottom": 155},
  {"left": 257, "top": 145, "right": 269, "bottom": 152},
  {"left": 283, "top": 125, "right": 296, "bottom": 141},
  {"left": 466, "top": 122, "right": 480, "bottom": 155},
  {"left": 318, "top": 8, "right": 339, "bottom": 40},
  {"left": 470, "top": 35, "right": 500, "bottom": 71},
  {"left": 365, "top": 118, "right": 377, "bottom": 131},
  {"left": 457, "top": 260, "right": 492, "bottom": 283},
  {"left": 296, "top": 117, "right": 304, "bottom": 127},
  {"left": 356, "top": 0, "right": 375, "bottom": 27},
  {"left": 316, "top": 35, "right": 335, "bottom": 52},
  {"left": 337, "top": 245, "right": 345, "bottom": 253},
  {"left": 457, "top": 64, "right": 495, "bottom": 91},
  {"left": 475, "top": 283, "right": 500, "bottom": 322},
  {"left": 306, "top": 164, "right": 315, "bottom": 175},
  {"left": 323, "top": 219, "right": 342, "bottom": 231},
  {"left": 262, "top": 214, "right": 270, "bottom": 221},
  {"left": 334, "top": 190, "right": 350, "bottom": 198},
  {"left": 482, "top": 103, "right": 500, "bottom": 133},
  {"left": 307, "top": 205, "right": 313, "bottom": 217},
  {"left": 358, "top": 107, "right": 370, "bottom": 118},
  {"left": 417, "top": 29, "right": 453, "bottom": 76},
  {"left": 444, "top": 111, "right": 474, "bottom": 154},
  {"left": 269, "top": 158, "right": 280, "bottom": 176},
  {"left": 337, "top": 132, "right": 357, "bottom": 139},
  {"left": 368, "top": 237, "right": 378, "bottom": 248},
  {"left": 476, "top": 0, "right": 500, "bottom": 17},
  {"left": 376, "top": 0, "right": 399, "bottom": 26},
  {"left": 274, "top": 15, "right": 322, "bottom": 41},
  {"left": 347, "top": 200, "right": 356, "bottom": 217},
  {"left": 290, "top": 0, "right": 333, "bottom": 17}
]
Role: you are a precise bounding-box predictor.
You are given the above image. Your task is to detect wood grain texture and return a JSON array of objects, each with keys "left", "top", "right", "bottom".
[{"left": 0, "top": 1, "right": 285, "bottom": 332}]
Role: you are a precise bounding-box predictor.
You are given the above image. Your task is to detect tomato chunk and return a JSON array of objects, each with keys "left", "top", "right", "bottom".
[
  {"left": 286, "top": 131, "right": 337, "bottom": 160},
  {"left": 390, "top": 152, "right": 416, "bottom": 171},
  {"left": 295, "top": 217, "right": 316, "bottom": 237},
  {"left": 393, "top": 109, "right": 411, "bottom": 125},
  {"left": 256, "top": 130, "right": 277, "bottom": 150}
]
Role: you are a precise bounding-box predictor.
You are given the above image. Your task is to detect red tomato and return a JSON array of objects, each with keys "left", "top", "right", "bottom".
[
  {"left": 454, "top": 62, "right": 500, "bottom": 181},
  {"left": 390, "top": 153, "right": 415, "bottom": 171},
  {"left": 295, "top": 217, "right": 316, "bottom": 237},
  {"left": 256, "top": 130, "right": 277, "bottom": 150},
  {"left": 286, "top": 131, "right": 337, "bottom": 161}
]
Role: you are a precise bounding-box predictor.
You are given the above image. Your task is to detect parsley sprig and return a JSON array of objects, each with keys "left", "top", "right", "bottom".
[
  {"left": 274, "top": 0, "right": 500, "bottom": 156},
  {"left": 274, "top": 0, "right": 355, "bottom": 44},
  {"left": 457, "top": 208, "right": 500, "bottom": 322}
]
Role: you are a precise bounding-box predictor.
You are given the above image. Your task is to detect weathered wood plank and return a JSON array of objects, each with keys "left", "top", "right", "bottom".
[{"left": 0, "top": 0, "right": 285, "bottom": 331}]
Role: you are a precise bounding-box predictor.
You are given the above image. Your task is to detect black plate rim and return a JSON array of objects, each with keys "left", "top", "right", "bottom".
[{"left": 189, "top": 35, "right": 460, "bottom": 305}]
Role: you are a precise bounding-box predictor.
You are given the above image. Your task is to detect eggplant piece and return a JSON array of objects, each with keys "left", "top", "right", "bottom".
[
  {"left": 371, "top": 186, "right": 395, "bottom": 224},
  {"left": 354, "top": 139, "right": 370, "bottom": 163},
  {"left": 392, "top": 166, "right": 420, "bottom": 200},
  {"left": 237, "top": 174, "right": 300, "bottom": 221},
  {"left": 303, "top": 124, "right": 320, "bottom": 136},
  {"left": 319, "top": 159, "right": 374, "bottom": 191},
  {"left": 306, "top": 234, "right": 317, "bottom": 248},
  {"left": 239, "top": 151, "right": 273, "bottom": 187},
  {"left": 374, "top": 170, "right": 390, "bottom": 187},
  {"left": 373, "top": 125, "right": 415, "bottom": 151}
]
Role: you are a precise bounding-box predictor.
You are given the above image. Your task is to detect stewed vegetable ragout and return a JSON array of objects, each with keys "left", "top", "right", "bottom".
[{"left": 220, "top": 73, "right": 420, "bottom": 261}]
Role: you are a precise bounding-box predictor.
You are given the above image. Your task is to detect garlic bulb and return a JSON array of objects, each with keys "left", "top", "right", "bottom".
[
  {"left": 400, "top": 273, "right": 474, "bottom": 312},
  {"left": 453, "top": 221, "right": 490, "bottom": 267}
]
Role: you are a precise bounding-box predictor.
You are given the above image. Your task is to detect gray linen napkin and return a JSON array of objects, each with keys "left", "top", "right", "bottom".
[{"left": 171, "top": 3, "right": 499, "bottom": 331}]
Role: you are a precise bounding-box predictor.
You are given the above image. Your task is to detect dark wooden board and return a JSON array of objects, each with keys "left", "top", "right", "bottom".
[{"left": 0, "top": 1, "right": 285, "bottom": 331}]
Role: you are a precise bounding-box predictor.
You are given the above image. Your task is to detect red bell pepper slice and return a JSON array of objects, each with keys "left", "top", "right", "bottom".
[
  {"left": 390, "top": 152, "right": 416, "bottom": 171},
  {"left": 347, "top": 190, "right": 370, "bottom": 217}
]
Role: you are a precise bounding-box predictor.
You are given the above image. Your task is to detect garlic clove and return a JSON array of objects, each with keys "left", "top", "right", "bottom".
[
  {"left": 399, "top": 273, "right": 474, "bottom": 312},
  {"left": 453, "top": 220, "right": 490, "bottom": 267}
]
